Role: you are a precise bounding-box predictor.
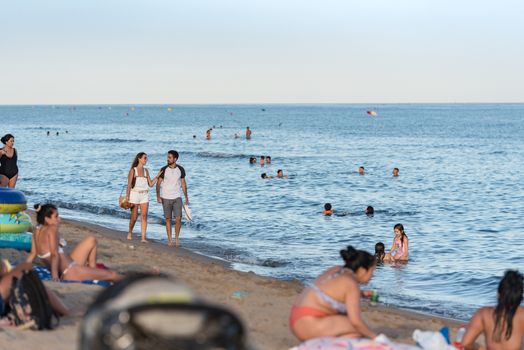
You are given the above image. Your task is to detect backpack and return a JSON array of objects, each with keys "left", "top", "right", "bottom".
[{"left": 7, "top": 270, "right": 59, "bottom": 330}]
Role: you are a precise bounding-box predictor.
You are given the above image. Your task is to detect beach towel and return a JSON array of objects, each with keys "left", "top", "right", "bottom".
[
  {"left": 291, "top": 335, "right": 421, "bottom": 350},
  {"left": 32, "top": 265, "right": 111, "bottom": 287}
]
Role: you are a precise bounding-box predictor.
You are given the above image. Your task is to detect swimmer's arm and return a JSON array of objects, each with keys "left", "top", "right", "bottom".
[
  {"left": 345, "top": 282, "right": 377, "bottom": 339},
  {"left": 389, "top": 241, "right": 396, "bottom": 254},
  {"left": 48, "top": 226, "right": 61, "bottom": 281},
  {"left": 462, "top": 309, "right": 485, "bottom": 350},
  {"left": 401, "top": 238, "right": 409, "bottom": 259}
]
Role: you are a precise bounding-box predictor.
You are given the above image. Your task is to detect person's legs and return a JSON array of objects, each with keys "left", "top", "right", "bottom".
[
  {"left": 63, "top": 265, "right": 122, "bottom": 282},
  {"left": 140, "top": 202, "right": 149, "bottom": 242},
  {"left": 45, "top": 287, "right": 72, "bottom": 316},
  {"left": 173, "top": 198, "right": 183, "bottom": 247},
  {"left": 69, "top": 235, "right": 97, "bottom": 268},
  {"left": 292, "top": 314, "right": 362, "bottom": 341},
  {"left": 162, "top": 199, "right": 174, "bottom": 246},
  {"left": 128, "top": 205, "right": 138, "bottom": 240},
  {"left": 7, "top": 174, "right": 18, "bottom": 188},
  {"left": 0, "top": 175, "right": 8, "bottom": 188}
]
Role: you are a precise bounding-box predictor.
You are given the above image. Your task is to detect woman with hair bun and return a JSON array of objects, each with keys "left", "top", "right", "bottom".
[
  {"left": 289, "top": 246, "right": 377, "bottom": 341},
  {"left": 461, "top": 270, "right": 524, "bottom": 349},
  {"left": 26, "top": 203, "right": 122, "bottom": 282},
  {"left": 0, "top": 134, "right": 19, "bottom": 188}
]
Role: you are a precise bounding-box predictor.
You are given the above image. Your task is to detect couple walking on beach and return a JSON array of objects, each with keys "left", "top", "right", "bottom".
[{"left": 125, "top": 150, "right": 188, "bottom": 247}]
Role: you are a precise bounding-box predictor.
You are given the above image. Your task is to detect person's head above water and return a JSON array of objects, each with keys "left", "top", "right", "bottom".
[
  {"left": 1, "top": 134, "right": 14, "bottom": 146},
  {"left": 167, "top": 150, "right": 179, "bottom": 165},
  {"left": 365, "top": 206, "right": 374, "bottom": 215},
  {"left": 266, "top": 156, "right": 271, "bottom": 163},
  {"left": 492, "top": 270, "right": 524, "bottom": 341},
  {"left": 323, "top": 203, "right": 333, "bottom": 215},
  {"left": 359, "top": 166, "right": 365, "bottom": 175},
  {"left": 34, "top": 203, "right": 59, "bottom": 226},
  {"left": 340, "top": 246, "right": 376, "bottom": 283},
  {"left": 324, "top": 203, "right": 332, "bottom": 211},
  {"left": 277, "top": 169, "right": 284, "bottom": 177},
  {"left": 261, "top": 173, "right": 268, "bottom": 179},
  {"left": 393, "top": 168, "right": 399, "bottom": 177},
  {"left": 374, "top": 242, "right": 385, "bottom": 263}
]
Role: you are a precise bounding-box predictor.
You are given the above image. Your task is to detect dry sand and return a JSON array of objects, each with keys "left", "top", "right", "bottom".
[{"left": 0, "top": 215, "right": 467, "bottom": 350}]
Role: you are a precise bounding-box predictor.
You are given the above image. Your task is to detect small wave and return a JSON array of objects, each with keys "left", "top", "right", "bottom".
[
  {"left": 196, "top": 151, "right": 250, "bottom": 159},
  {"left": 80, "top": 138, "right": 145, "bottom": 143}
]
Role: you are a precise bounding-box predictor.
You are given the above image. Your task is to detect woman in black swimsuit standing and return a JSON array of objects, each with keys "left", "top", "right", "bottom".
[{"left": 0, "top": 134, "right": 19, "bottom": 188}]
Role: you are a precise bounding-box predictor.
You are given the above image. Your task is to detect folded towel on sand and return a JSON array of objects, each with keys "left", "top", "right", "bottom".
[
  {"left": 33, "top": 265, "right": 111, "bottom": 287},
  {"left": 290, "top": 335, "right": 421, "bottom": 350}
]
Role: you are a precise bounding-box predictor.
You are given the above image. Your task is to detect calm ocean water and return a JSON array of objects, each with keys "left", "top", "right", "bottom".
[{"left": 1, "top": 104, "right": 523, "bottom": 320}]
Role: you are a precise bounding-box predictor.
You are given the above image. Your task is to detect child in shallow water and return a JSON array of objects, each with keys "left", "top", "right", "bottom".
[
  {"left": 374, "top": 242, "right": 385, "bottom": 263},
  {"left": 384, "top": 224, "right": 409, "bottom": 262}
]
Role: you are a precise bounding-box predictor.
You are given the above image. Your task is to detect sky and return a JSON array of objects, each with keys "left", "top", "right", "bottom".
[{"left": 0, "top": 0, "right": 523, "bottom": 104}]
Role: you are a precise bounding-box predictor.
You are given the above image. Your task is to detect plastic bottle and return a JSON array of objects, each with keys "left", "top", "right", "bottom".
[
  {"left": 370, "top": 290, "right": 379, "bottom": 306},
  {"left": 453, "top": 325, "right": 466, "bottom": 349}
]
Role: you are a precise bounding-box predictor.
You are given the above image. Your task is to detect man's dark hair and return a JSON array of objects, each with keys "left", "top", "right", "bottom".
[{"left": 168, "top": 150, "right": 179, "bottom": 160}]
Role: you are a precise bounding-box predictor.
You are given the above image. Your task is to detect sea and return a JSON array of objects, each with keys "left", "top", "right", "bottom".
[{"left": 1, "top": 103, "right": 523, "bottom": 320}]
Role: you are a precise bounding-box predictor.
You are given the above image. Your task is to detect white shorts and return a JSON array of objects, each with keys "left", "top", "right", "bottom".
[{"left": 129, "top": 190, "right": 149, "bottom": 204}]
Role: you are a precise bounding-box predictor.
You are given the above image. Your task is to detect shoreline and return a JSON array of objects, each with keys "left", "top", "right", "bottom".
[{"left": 0, "top": 214, "right": 467, "bottom": 349}]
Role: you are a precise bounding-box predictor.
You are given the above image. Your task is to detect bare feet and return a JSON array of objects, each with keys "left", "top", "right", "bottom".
[
  {"left": 168, "top": 240, "right": 175, "bottom": 247},
  {"left": 141, "top": 239, "right": 148, "bottom": 244},
  {"left": 127, "top": 233, "right": 133, "bottom": 240},
  {"left": 175, "top": 239, "right": 180, "bottom": 247}
]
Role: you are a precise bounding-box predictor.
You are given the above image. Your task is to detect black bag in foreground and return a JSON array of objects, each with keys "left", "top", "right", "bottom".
[
  {"left": 8, "top": 270, "right": 58, "bottom": 330},
  {"left": 80, "top": 273, "right": 249, "bottom": 350}
]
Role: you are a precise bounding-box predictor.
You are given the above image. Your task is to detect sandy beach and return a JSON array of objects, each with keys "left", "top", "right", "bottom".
[{"left": 0, "top": 213, "right": 469, "bottom": 350}]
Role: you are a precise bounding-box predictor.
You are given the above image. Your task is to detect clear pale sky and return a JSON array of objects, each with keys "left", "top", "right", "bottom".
[{"left": 1, "top": 0, "right": 523, "bottom": 104}]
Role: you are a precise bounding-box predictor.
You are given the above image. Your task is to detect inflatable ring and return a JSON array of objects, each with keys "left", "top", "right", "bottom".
[
  {"left": 0, "top": 233, "right": 32, "bottom": 252},
  {"left": 0, "top": 188, "right": 27, "bottom": 214},
  {"left": 0, "top": 212, "right": 32, "bottom": 233}
]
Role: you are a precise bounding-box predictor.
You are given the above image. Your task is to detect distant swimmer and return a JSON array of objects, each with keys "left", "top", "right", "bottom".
[
  {"left": 365, "top": 206, "right": 374, "bottom": 216},
  {"left": 206, "top": 129, "right": 212, "bottom": 140},
  {"left": 276, "top": 169, "right": 288, "bottom": 179},
  {"left": 193, "top": 135, "right": 196, "bottom": 139},
  {"left": 322, "top": 203, "right": 333, "bottom": 216},
  {"left": 47, "top": 131, "right": 50, "bottom": 136},
  {"left": 56, "top": 131, "right": 59, "bottom": 136},
  {"left": 261, "top": 173, "right": 273, "bottom": 179},
  {"left": 249, "top": 157, "right": 257, "bottom": 165},
  {"left": 265, "top": 156, "right": 271, "bottom": 165},
  {"left": 246, "top": 126, "right": 252, "bottom": 140},
  {"left": 260, "top": 156, "right": 265, "bottom": 166},
  {"left": 393, "top": 167, "right": 399, "bottom": 177},
  {"left": 384, "top": 223, "right": 409, "bottom": 262},
  {"left": 358, "top": 166, "right": 365, "bottom": 175},
  {"left": 234, "top": 133, "right": 240, "bottom": 139}
]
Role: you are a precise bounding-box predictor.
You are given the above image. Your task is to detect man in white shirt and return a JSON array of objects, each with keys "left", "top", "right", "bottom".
[{"left": 156, "top": 150, "right": 189, "bottom": 247}]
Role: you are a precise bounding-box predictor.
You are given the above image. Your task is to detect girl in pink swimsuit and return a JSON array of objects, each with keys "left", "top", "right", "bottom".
[{"left": 384, "top": 223, "right": 409, "bottom": 262}]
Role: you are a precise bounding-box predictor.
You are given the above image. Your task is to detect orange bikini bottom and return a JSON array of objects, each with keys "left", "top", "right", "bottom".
[{"left": 289, "top": 305, "right": 329, "bottom": 328}]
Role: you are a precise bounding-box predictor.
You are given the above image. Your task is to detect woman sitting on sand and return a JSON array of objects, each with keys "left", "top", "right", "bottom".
[
  {"left": 27, "top": 203, "right": 121, "bottom": 282},
  {"left": 461, "top": 270, "right": 524, "bottom": 350},
  {"left": 289, "top": 246, "right": 377, "bottom": 341}
]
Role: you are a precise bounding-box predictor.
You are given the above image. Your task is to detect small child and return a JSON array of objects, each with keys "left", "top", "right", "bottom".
[
  {"left": 322, "top": 203, "right": 333, "bottom": 216},
  {"left": 384, "top": 223, "right": 409, "bottom": 262},
  {"left": 375, "top": 242, "right": 385, "bottom": 263}
]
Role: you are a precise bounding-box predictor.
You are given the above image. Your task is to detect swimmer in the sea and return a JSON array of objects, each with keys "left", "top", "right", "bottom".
[
  {"left": 358, "top": 166, "right": 365, "bottom": 175},
  {"left": 276, "top": 169, "right": 288, "bottom": 179},
  {"left": 206, "top": 129, "right": 212, "bottom": 140},
  {"left": 249, "top": 157, "right": 257, "bottom": 164},
  {"left": 266, "top": 156, "right": 271, "bottom": 164},
  {"left": 384, "top": 224, "right": 409, "bottom": 262},
  {"left": 246, "top": 126, "right": 252, "bottom": 140},
  {"left": 323, "top": 203, "right": 333, "bottom": 216},
  {"left": 260, "top": 156, "right": 265, "bottom": 166},
  {"left": 393, "top": 167, "right": 399, "bottom": 177},
  {"left": 365, "top": 206, "right": 374, "bottom": 216},
  {"left": 261, "top": 173, "right": 273, "bottom": 179}
]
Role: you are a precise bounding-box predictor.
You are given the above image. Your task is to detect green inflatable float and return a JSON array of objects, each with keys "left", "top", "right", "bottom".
[{"left": 0, "top": 188, "right": 33, "bottom": 251}]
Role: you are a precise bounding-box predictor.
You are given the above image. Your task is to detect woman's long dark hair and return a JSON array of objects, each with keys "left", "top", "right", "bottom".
[
  {"left": 34, "top": 203, "right": 58, "bottom": 225},
  {"left": 394, "top": 223, "right": 408, "bottom": 245},
  {"left": 130, "top": 152, "right": 146, "bottom": 170},
  {"left": 1, "top": 134, "right": 14, "bottom": 145},
  {"left": 340, "top": 246, "right": 375, "bottom": 272},
  {"left": 493, "top": 270, "right": 523, "bottom": 341}
]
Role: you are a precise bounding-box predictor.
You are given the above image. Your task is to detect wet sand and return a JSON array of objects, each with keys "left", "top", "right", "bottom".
[{"left": 0, "top": 215, "right": 469, "bottom": 349}]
